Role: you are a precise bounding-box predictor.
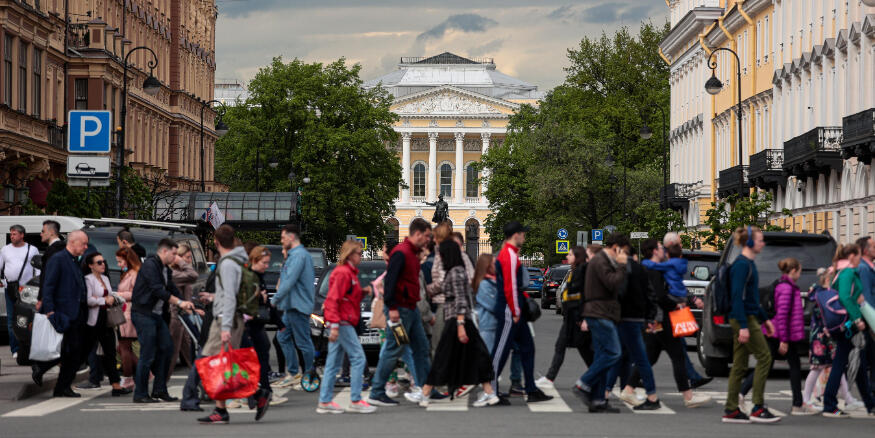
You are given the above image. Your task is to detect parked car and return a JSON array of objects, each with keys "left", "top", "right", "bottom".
[
  {"left": 525, "top": 266, "right": 545, "bottom": 297},
  {"left": 682, "top": 250, "right": 720, "bottom": 334},
  {"left": 310, "top": 261, "right": 386, "bottom": 366},
  {"left": 262, "top": 245, "right": 329, "bottom": 298},
  {"left": 540, "top": 264, "right": 570, "bottom": 310},
  {"left": 698, "top": 231, "right": 836, "bottom": 376}
]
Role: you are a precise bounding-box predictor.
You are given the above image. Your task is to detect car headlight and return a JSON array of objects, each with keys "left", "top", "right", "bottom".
[{"left": 19, "top": 285, "right": 39, "bottom": 305}]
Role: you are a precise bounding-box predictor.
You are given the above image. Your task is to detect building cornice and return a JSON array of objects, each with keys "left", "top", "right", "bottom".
[
  {"left": 391, "top": 85, "right": 520, "bottom": 111},
  {"left": 704, "top": 0, "right": 771, "bottom": 48},
  {"left": 660, "top": 7, "right": 724, "bottom": 61}
]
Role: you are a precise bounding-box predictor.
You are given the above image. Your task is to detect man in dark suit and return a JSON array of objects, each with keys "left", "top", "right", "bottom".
[
  {"left": 33, "top": 230, "right": 90, "bottom": 397},
  {"left": 36, "top": 219, "right": 65, "bottom": 305}
]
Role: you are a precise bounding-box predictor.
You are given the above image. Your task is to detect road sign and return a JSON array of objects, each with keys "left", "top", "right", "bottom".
[
  {"left": 556, "top": 240, "right": 570, "bottom": 254},
  {"left": 557, "top": 228, "right": 568, "bottom": 240},
  {"left": 630, "top": 231, "right": 649, "bottom": 239},
  {"left": 68, "top": 110, "right": 112, "bottom": 153},
  {"left": 356, "top": 237, "right": 368, "bottom": 250},
  {"left": 592, "top": 229, "right": 604, "bottom": 242},
  {"left": 67, "top": 156, "right": 111, "bottom": 178},
  {"left": 68, "top": 178, "right": 111, "bottom": 187},
  {"left": 577, "top": 231, "right": 588, "bottom": 247}
]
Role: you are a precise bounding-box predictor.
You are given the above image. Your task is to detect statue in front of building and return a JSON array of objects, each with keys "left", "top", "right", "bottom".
[{"left": 425, "top": 193, "right": 449, "bottom": 224}]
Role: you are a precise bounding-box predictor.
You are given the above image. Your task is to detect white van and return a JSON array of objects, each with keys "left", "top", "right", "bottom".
[{"left": 0, "top": 216, "right": 86, "bottom": 247}]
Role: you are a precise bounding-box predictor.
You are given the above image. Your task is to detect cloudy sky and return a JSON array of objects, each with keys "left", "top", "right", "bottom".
[{"left": 214, "top": 0, "right": 668, "bottom": 91}]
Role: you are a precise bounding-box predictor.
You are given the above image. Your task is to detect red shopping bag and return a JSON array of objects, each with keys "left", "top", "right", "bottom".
[
  {"left": 195, "top": 344, "right": 260, "bottom": 400},
  {"left": 669, "top": 307, "right": 699, "bottom": 338}
]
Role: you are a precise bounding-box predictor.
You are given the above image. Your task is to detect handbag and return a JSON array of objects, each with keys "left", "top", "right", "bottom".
[
  {"left": 105, "top": 303, "right": 126, "bottom": 328},
  {"left": 30, "top": 313, "right": 64, "bottom": 361},
  {"left": 669, "top": 306, "right": 699, "bottom": 338},
  {"left": 525, "top": 296, "right": 541, "bottom": 322},
  {"left": 195, "top": 343, "right": 260, "bottom": 400},
  {"left": 369, "top": 297, "right": 386, "bottom": 329}
]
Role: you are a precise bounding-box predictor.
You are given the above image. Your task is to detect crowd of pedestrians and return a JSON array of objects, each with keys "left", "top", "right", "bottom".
[{"left": 4, "top": 219, "right": 875, "bottom": 425}]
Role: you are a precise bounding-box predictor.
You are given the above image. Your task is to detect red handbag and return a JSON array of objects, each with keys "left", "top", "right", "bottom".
[
  {"left": 669, "top": 306, "right": 699, "bottom": 338},
  {"left": 195, "top": 344, "right": 260, "bottom": 400}
]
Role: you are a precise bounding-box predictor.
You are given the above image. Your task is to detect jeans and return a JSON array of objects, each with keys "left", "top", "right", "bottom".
[
  {"left": 741, "top": 338, "right": 802, "bottom": 407},
  {"left": 476, "top": 308, "right": 498, "bottom": 356},
  {"left": 630, "top": 314, "right": 691, "bottom": 392},
  {"left": 606, "top": 321, "right": 656, "bottom": 395},
  {"left": 510, "top": 349, "right": 523, "bottom": 383},
  {"left": 378, "top": 341, "right": 417, "bottom": 385},
  {"left": 370, "top": 307, "right": 431, "bottom": 399},
  {"left": 320, "top": 325, "right": 367, "bottom": 403},
  {"left": 277, "top": 310, "right": 316, "bottom": 375},
  {"left": 724, "top": 317, "right": 770, "bottom": 411},
  {"left": 577, "top": 318, "right": 620, "bottom": 404},
  {"left": 546, "top": 305, "right": 592, "bottom": 381},
  {"left": 824, "top": 332, "right": 875, "bottom": 412},
  {"left": 4, "top": 288, "right": 19, "bottom": 354},
  {"left": 491, "top": 308, "right": 537, "bottom": 394},
  {"left": 131, "top": 312, "right": 172, "bottom": 399}
]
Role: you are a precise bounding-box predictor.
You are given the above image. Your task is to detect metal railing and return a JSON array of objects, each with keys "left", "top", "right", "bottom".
[
  {"left": 748, "top": 148, "right": 783, "bottom": 176},
  {"left": 718, "top": 165, "right": 748, "bottom": 197},
  {"left": 784, "top": 126, "right": 842, "bottom": 165},
  {"left": 47, "top": 124, "right": 64, "bottom": 149}
]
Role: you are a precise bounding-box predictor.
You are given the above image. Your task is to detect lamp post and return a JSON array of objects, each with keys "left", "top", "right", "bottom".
[
  {"left": 118, "top": 46, "right": 161, "bottom": 218},
  {"left": 199, "top": 100, "right": 229, "bottom": 192},
  {"left": 705, "top": 47, "right": 744, "bottom": 180},
  {"left": 639, "top": 104, "right": 668, "bottom": 208}
]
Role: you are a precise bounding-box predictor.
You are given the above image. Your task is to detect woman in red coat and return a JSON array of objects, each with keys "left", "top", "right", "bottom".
[{"left": 316, "top": 240, "right": 376, "bottom": 414}]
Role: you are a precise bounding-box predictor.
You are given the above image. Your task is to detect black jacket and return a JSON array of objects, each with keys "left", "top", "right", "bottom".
[
  {"left": 37, "top": 239, "right": 66, "bottom": 300},
  {"left": 131, "top": 255, "right": 181, "bottom": 316},
  {"left": 40, "top": 248, "right": 87, "bottom": 333},
  {"left": 618, "top": 260, "right": 658, "bottom": 322},
  {"left": 645, "top": 266, "right": 675, "bottom": 323}
]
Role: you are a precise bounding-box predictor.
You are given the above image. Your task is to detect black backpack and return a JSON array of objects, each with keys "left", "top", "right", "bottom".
[
  {"left": 711, "top": 262, "right": 752, "bottom": 316},
  {"left": 760, "top": 278, "right": 784, "bottom": 320}
]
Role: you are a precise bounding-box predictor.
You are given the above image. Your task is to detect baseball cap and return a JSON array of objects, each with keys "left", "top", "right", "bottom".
[{"left": 503, "top": 221, "right": 530, "bottom": 237}]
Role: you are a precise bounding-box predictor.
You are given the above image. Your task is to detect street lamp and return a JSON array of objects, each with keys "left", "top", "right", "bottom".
[
  {"left": 118, "top": 46, "right": 160, "bottom": 217},
  {"left": 199, "top": 100, "right": 228, "bottom": 192},
  {"left": 639, "top": 103, "right": 668, "bottom": 208},
  {"left": 706, "top": 48, "right": 744, "bottom": 179}
]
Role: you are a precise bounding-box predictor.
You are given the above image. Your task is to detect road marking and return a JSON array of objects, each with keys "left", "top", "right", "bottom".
[
  {"left": 528, "top": 385, "right": 572, "bottom": 412},
  {"left": 3, "top": 388, "right": 110, "bottom": 417},
  {"left": 426, "top": 394, "right": 469, "bottom": 411}
]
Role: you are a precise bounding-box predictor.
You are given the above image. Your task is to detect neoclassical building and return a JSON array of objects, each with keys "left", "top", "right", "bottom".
[
  {"left": 661, "top": 0, "right": 875, "bottom": 243},
  {"left": 364, "top": 53, "right": 543, "bottom": 251}
]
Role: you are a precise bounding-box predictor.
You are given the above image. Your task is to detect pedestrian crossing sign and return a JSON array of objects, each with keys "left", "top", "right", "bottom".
[
  {"left": 556, "top": 240, "right": 570, "bottom": 254},
  {"left": 356, "top": 237, "right": 368, "bottom": 250}
]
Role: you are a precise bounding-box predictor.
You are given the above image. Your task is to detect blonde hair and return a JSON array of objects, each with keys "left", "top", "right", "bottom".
[
  {"left": 248, "top": 245, "right": 271, "bottom": 265},
  {"left": 176, "top": 243, "right": 192, "bottom": 257},
  {"left": 338, "top": 240, "right": 363, "bottom": 265},
  {"left": 433, "top": 221, "right": 452, "bottom": 244}
]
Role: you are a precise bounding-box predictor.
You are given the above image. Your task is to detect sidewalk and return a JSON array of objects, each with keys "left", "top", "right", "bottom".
[{"left": 0, "top": 348, "right": 87, "bottom": 401}]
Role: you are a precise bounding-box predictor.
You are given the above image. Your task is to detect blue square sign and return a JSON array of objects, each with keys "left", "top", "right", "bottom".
[
  {"left": 68, "top": 110, "right": 112, "bottom": 153},
  {"left": 592, "top": 229, "right": 604, "bottom": 242}
]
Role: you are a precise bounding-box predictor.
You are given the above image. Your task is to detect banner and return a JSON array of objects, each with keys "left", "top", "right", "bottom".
[{"left": 201, "top": 201, "right": 226, "bottom": 229}]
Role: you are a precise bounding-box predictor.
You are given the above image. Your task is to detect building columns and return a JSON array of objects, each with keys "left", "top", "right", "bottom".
[
  {"left": 481, "top": 132, "right": 491, "bottom": 202},
  {"left": 401, "top": 132, "right": 411, "bottom": 203},
  {"left": 455, "top": 132, "right": 465, "bottom": 203},
  {"left": 428, "top": 131, "right": 438, "bottom": 201}
]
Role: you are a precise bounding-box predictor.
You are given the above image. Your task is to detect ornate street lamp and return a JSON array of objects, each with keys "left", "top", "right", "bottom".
[{"left": 706, "top": 48, "right": 744, "bottom": 182}]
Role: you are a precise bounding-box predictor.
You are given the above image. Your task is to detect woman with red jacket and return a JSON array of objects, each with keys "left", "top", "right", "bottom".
[{"left": 317, "top": 240, "right": 377, "bottom": 415}]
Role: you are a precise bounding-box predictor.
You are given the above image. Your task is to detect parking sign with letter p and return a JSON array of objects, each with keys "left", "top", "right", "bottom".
[{"left": 68, "top": 110, "right": 112, "bottom": 153}]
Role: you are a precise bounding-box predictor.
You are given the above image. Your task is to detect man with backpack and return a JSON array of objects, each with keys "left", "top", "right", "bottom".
[{"left": 721, "top": 226, "right": 779, "bottom": 424}]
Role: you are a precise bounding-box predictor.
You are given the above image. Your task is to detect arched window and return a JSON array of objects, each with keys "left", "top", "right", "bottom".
[
  {"left": 413, "top": 163, "right": 426, "bottom": 197},
  {"left": 466, "top": 165, "right": 478, "bottom": 198},
  {"left": 440, "top": 163, "right": 452, "bottom": 197}
]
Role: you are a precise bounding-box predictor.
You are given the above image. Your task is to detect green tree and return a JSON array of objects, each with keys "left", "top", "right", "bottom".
[
  {"left": 699, "top": 192, "right": 790, "bottom": 251},
  {"left": 43, "top": 168, "right": 165, "bottom": 219},
  {"left": 215, "top": 57, "right": 402, "bottom": 256}
]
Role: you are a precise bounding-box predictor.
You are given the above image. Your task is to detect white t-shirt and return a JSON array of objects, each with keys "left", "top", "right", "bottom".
[{"left": 0, "top": 243, "right": 39, "bottom": 287}]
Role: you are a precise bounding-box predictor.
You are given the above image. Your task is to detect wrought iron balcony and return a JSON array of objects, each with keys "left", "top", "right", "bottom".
[
  {"left": 717, "top": 165, "right": 748, "bottom": 199},
  {"left": 47, "top": 124, "right": 64, "bottom": 150},
  {"left": 783, "top": 126, "right": 843, "bottom": 178},
  {"left": 841, "top": 108, "right": 875, "bottom": 164},
  {"left": 748, "top": 149, "right": 786, "bottom": 189},
  {"left": 660, "top": 183, "right": 699, "bottom": 211}
]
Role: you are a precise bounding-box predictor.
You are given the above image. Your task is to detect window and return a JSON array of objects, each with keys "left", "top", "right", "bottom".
[
  {"left": 3, "top": 35, "right": 11, "bottom": 106},
  {"left": 764, "top": 16, "right": 770, "bottom": 61},
  {"left": 32, "top": 48, "right": 40, "bottom": 117},
  {"left": 74, "top": 78, "right": 88, "bottom": 109},
  {"left": 756, "top": 21, "right": 762, "bottom": 64},
  {"left": 466, "top": 165, "right": 478, "bottom": 198},
  {"left": 412, "top": 163, "right": 425, "bottom": 197},
  {"left": 439, "top": 163, "right": 452, "bottom": 197},
  {"left": 18, "top": 40, "right": 26, "bottom": 111}
]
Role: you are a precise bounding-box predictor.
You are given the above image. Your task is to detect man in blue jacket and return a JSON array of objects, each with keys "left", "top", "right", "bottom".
[
  {"left": 271, "top": 224, "right": 316, "bottom": 388},
  {"left": 32, "top": 230, "right": 89, "bottom": 397}
]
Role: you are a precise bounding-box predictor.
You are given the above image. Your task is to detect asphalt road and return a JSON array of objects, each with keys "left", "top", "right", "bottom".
[{"left": 1, "top": 308, "right": 873, "bottom": 438}]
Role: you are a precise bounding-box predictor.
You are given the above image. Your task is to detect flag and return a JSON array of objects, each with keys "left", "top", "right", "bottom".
[{"left": 200, "top": 202, "right": 226, "bottom": 229}]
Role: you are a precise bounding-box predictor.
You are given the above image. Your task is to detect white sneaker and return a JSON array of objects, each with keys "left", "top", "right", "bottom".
[
  {"left": 791, "top": 404, "right": 820, "bottom": 416},
  {"left": 619, "top": 390, "right": 645, "bottom": 407},
  {"left": 316, "top": 401, "right": 344, "bottom": 414},
  {"left": 270, "top": 395, "right": 288, "bottom": 406},
  {"left": 347, "top": 400, "right": 377, "bottom": 414},
  {"left": 473, "top": 392, "right": 499, "bottom": 407},
  {"left": 455, "top": 385, "right": 474, "bottom": 398},
  {"left": 684, "top": 393, "right": 711, "bottom": 408},
  {"left": 274, "top": 373, "right": 302, "bottom": 388},
  {"left": 12, "top": 352, "right": 17, "bottom": 361},
  {"left": 535, "top": 376, "right": 554, "bottom": 389},
  {"left": 385, "top": 382, "right": 400, "bottom": 398},
  {"left": 418, "top": 397, "right": 431, "bottom": 408},
  {"left": 845, "top": 400, "right": 866, "bottom": 411},
  {"left": 404, "top": 388, "right": 424, "bottom": 404}
]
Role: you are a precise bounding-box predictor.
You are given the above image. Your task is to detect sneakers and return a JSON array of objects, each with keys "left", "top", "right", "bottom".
[
  {"left": 509, "top": 382, "right": 525, "bottom": 396},
  {"left": 822, "top": 409, "right": 851, "bottom": 418},
  {"left": 535, "top": 376, "right": 554, "bottom": 388},
  {"left": 430, "top": 389, "right": 449, "bottom": 400},
  {"left": 255, "top": 389, "right": 271, "bottom": 421},
  {"left": 455, "top": 385, "right": 474, "bottom": 398},
  {"left": 722, "top": 408, "right": 751, "bottom": 424},
  {"left": 845, "top": 399, "right": 866, "bottom": 411},
  {"left": 634, "top": 399, "right": 661, "bottom": 411},
  {"left": 473, "top": 392, "right": 500, "bottom": 407},
  {"left": 791, "top": 404, "right": 820, "bottom": 416},
  {"left": 12, "top": 352, "right": 17, "bottom": 361},
  {"left": 526, "top": 389, "right": 554, "bottom": 403},
  {"left": 76, "top": 381, "right": 101, "bottom": 390},
  {"left": 268, "top": 372, "right": 286, "bottom": 384},
  {"left": 367, "top": 394, "right": 400, "bottom": 407},
  {"left": 275, "top": 373, "right": 302, "bottom": 388},
  {"left": 683, "top": 393, "right": 711, "bottom": 408},
  {"left": 226, "top": 399, "right": 243, "bottom": 409},
  {"left": 120, "top": 376, "right": 135, "bottom": 389},
  {"left": 404, "top": 387, "right": 424, "bottom": 403},
  {"left": 418, "top": 397, "right": 431, "bottom": 408},
  {"left": 619, "top": 390, "right": 644, "bottom": 407},
  {"left": 270, "top": 395, "right": 288, "bottom": 406},
  {"left": 316, "top": 401, "right": 345, "bottom": 414},
  {"left": 385, "top": 382, "right": 400, "bottom": 398},
  {"left": 347, "top": 400, "right": 377, "bottom": 414},
  {"left": 749, "top": 405, "right": 781, "bottom": 423},
  {"left": 198, "top": 408, "right": 230, "bottom": 424},
  {"left": 571, "top": 385, "right": 593, "bottom": 408},
  {"left": 589, "top": 402, "right": 621, "bottom": 413}
]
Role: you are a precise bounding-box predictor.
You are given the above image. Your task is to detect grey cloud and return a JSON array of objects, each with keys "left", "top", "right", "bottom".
[
  {"left": 619, "top": 5, "right": 656, "bottom": 22},
  {"left": 417, "top": 14, "right": 498, "bottom": 41},
  {"left": 468, "top": 39, "right": 504, "bottom": 57},
  {"left": 547, "top": 5, "right": 574, "bottom": 20},
  {"left": 579, "top": 2, "right": 655, "bottom": 23}
]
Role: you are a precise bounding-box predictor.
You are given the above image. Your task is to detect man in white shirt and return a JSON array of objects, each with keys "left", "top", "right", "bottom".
[{"left": 1, "top": 224, "right": 39, "bottom": 357}]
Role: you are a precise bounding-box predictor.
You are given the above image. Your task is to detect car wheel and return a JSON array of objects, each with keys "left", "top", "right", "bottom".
[{"left": 697, "top": 329, "right": 729, "bottom": 377}]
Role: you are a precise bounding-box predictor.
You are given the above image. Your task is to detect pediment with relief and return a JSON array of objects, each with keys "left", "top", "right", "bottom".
[{"left": 394, "top": 91, "right": 505, "bottom": 116}]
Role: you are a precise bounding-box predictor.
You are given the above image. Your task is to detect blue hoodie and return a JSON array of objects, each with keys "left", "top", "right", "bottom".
[{"left": 642, "top": 257, "right": 688, "bottom": 299}]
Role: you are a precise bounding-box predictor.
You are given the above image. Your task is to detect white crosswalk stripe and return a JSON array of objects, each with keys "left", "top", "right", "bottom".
[
  {"left": 528, "top": 384, "right": 572, "bottom": 412},
  {"left": 3, "top": 387, "right": 110, "bottom": 417},
  {"left": 426, "top": 394, "right": 469, "bottom": 411}
]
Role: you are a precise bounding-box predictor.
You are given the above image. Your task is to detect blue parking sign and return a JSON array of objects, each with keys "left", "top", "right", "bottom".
[
  {"left": 592, "top": 229, "right": 604, "bottom": 242},
  {"left": 68, "top": 110, "right": 112, "bottom": 153}
]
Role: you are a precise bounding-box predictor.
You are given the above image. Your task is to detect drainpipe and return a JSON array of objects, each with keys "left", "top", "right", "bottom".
[
  {"left": 658, "top": 47, "right": 671, "bottom": 65},
  {"left": 738, "top": 0, "right": 757, "bottom": 159}
]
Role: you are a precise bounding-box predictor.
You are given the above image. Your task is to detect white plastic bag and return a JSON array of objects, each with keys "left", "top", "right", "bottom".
[{"left": 29, "top": 313, "right": 63, "bottom": 361}]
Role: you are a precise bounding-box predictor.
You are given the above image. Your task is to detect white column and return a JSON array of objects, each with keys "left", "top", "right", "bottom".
[
  {"left": 481, "top": 132, "right": 491, "bottom": 202},
  {"left": 454, "top": 132, "right": 464, "bottom": 204},
  {"left": 401, "top": 132, "right": 411, "bottom": 203},
  {"left": 427, "top": 132, "right": 438, "bottom": 202}
]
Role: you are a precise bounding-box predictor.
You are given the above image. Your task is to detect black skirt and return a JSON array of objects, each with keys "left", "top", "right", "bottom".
[{"left": 426, "top": 319, "right": 495, "bottom": 396}]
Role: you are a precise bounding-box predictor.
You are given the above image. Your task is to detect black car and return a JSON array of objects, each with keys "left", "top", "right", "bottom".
[
  {"left": 261, "top": 245, "right": 329, "bottom": 297},
  {"left": 310, "top": 261, "right": 387, "bottom": 366},
  {"left": 540, "top": 264, "right": 570, "bottom": 310},
  {"left": 698, "top": 232, "right": 836, "bottom": 376}
]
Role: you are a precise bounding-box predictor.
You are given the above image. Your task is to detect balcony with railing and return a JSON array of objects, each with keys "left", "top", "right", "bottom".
[
  {"left": 783, "top": 126, "right": 843, "bottom": 178},
  {"left": 660, "top": 183, "right": 700, "bottom": 211},
  {"left": 748, "top": 149, "right": 786, "bottom": 190},
  {"left": 841, "top": 108, "right": 875, "bottom": 164},
  {"left": 47, "top": 124, "right": 64, "bottom": 150},
  {"left": 717, "top": 165, "right": 748, "bottom": 199}
]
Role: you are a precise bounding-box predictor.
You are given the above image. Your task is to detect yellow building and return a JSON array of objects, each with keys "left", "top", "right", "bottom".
[{"left": 364, "top": 53, "right": 543, "bottom": 253}]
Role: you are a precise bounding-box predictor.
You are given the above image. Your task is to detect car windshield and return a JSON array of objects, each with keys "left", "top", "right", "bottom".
[
  {"left": 724, "top": 236, "right": 836, "bottom": 287},
  {"left": 263, "top": 246, "right": 326, "bottom": 273},
  {"left": 527, "top": 268, "right": 543, "bottom": 278},
  {"left": 309, "top": 250, "right": 327, "bottom": 270},
  {"left": 316, "top": 263, "right": 387, "bottom": 308},
  {"left": 549, "top": 267, "right": 569, "bottom": 280},
  {"left": 88, "top": 233, "right": 163, "bottom": 272}
]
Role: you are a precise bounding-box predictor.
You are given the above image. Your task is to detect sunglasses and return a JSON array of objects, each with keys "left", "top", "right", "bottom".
[{"left": 94, "top": 260, "right": 105, "bottom": 265}]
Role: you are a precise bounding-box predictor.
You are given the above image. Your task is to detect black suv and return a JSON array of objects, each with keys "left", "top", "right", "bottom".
[
  {"left": 698, "top": 232, "right": 836, "bottom": 376},
  {"left": 540, "top": 264, "right": 570, "bottom": 310}
]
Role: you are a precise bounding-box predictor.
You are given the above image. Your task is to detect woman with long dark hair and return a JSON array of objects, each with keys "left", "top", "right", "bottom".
[{"left": 83, "top": 252, "right": 128, "bottom": 396}]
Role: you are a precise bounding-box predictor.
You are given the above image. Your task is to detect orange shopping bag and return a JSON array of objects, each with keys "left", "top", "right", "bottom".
[
  {"left": 195, "top": 344, "right": 260, "bottom": 400},
  {"left": 669, "top": 307, "right": 699, "bottom": 338}
]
